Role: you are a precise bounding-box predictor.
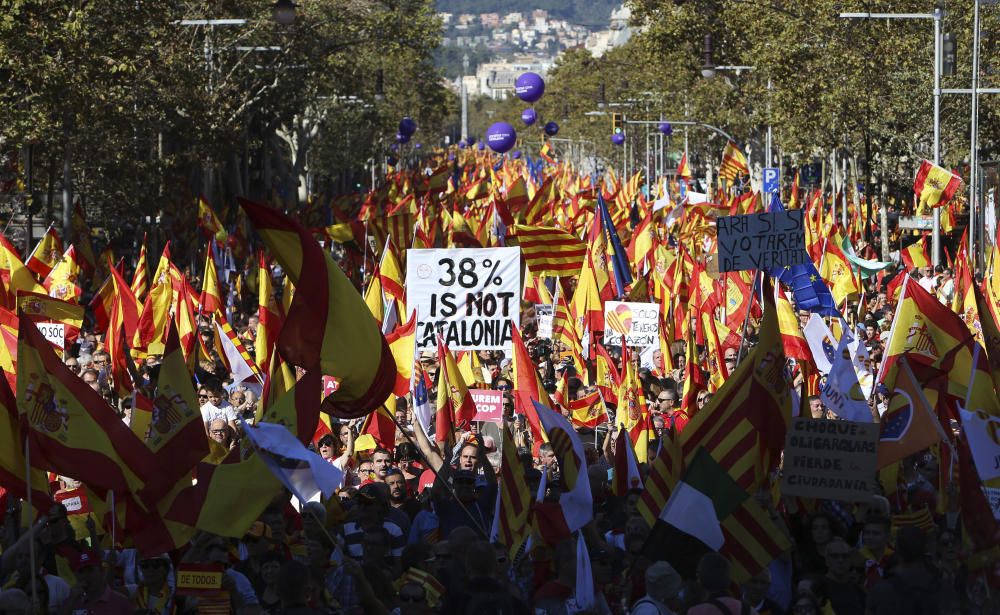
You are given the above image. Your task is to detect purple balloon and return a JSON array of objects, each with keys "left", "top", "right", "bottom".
[
  {"left": 398, "top": 117, "right": 417, "bottom": 137},
  {"left": 511, "top": 150, "right": 522, "bottom": 159},
  {"left": 521, "top": 108, "right": 537, "bottom": 126},
  {"left": 611, "top": 133, "right": 625, "bottom": 145},
  {"left": 515, "top": 72, "right": 545, "bottom": 103},
  {"left": 395, "top": 133, "right": 410, "bottom": 144},
  {"left": 458, "top": 140, "right": 467, "bottom": 149},
  {"left": 485, "top": 121, "right": 517, "bottom": 154},
  {"left": 543, "top": 121, "right": 559, "bottom": 137},
  {"left": 477, "top": 141, "right": 485, "bottom": 151},
  {"left": 658, "top": 122, "right": 673, "bottom": 136}
]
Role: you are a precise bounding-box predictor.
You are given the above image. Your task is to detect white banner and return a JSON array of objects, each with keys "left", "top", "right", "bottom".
[
  {"left": 35, "top": 322, "right": 65, "bottom": 349},
  {"left": 535, "top": 304, "right": 553, "bottom": 339},
  {"left": 959, "top": 407, "right": 1000, "bottom": 481},
  {"left": 603, "top": 301, "right": 659, "bottom": 348},
  {"left": 406, "top": 247, "right": 521, "bottom": 352}
]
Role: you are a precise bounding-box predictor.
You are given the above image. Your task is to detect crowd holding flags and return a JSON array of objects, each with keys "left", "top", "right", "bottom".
[{"left": 0, "top": 133, "right": 997, "bottom": 613}]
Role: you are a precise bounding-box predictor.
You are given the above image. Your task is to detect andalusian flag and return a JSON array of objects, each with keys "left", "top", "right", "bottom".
[
  {"left": 913, "top": 159, "right": 961, "bottom": 209},
  {"left": 239, "top": 198, "right": 396, "bottom": 420}
]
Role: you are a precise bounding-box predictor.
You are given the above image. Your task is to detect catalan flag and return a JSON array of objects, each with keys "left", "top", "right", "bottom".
[
  {"left": 495, "top": 425, "right": 532, "bottom": 558},
  {"left": 131, "top": 236, "right": 149, "bottom": 301},
  {"left": 718, "top": 141, "right": 749, "bottom": 182},
  {"left": 679, "top": 276, "right": 792, "bottom": 493},
  {"left": 239, "top": 198, "right": 396, "bottom": 420},
  {"left": 509, "top": 225, "right": 586, "bottom": 276},
  {"left": 533, "top": 401, "right": 593, "bottom": 543},
  {"left": 913, "top": 159, "right": 962, "bottom": 210},
  {"left": 637, "top": 430, "right": 683, "bottom": 526}
]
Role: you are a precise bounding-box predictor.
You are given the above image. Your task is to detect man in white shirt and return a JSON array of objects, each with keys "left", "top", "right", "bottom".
[{"left": 199, "top": 382, "right": 237, "bottom": 432}]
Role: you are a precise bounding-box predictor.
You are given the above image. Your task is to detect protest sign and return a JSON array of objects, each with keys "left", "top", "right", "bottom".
[
  {"left": 407, "top": 247, "right": 521, "bottom": 352},
  {"left": 985, "top": 487, "right": 1000, "bottom": 520},
  {"left": 959, "top": 407, "right": 1000, "bottom": 481},
  {"left": 603, "top": 301, "right": 659, "bottom": 348},
  {"left": 535, "top": 304, "right": 553, "bottom": 339},
  {"left": 716, "top": 210, "right": 808, "bottom": 272},
  {"left": 35, "top": 322, "right": 66, "bottom": 349},
  {"left": 781, "top": 418, "right": 879, "bottom": 502},
  {"left": 470, "top": 388, "right": 503, "bottom": 422}
]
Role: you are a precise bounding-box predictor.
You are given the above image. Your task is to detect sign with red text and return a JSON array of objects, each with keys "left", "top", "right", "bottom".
[{"left": 603, "top": 301, "right": 659, "bottom": 348}]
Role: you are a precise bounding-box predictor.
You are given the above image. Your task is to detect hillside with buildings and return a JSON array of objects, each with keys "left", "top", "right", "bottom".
[{"left": 436, "top": 4, "right": 637, "bottom": 99}]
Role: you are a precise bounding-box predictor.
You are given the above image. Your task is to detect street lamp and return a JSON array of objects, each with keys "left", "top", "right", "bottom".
[
  {"left": 272, "top": 0, "right": 298, "bottom": 26},
  {"left": 701, "top": 34, "right": 716, "bottom": 79}
]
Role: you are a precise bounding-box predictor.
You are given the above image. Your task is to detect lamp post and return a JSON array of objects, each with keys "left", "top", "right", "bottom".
[{"left": 839, "top": 9, "right": 943, "bottom": 266}]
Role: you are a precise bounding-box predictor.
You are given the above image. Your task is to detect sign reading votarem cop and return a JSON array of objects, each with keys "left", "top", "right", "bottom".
[
  {"left": 407, "top": 247, "right": 521, "bottom": 352},
  {"left": 781, "top": 418, "right": 879, "bottom": 502},
  {"left": 716, "top": 209, "right": 808, "bottom": 272},
  {"left": 603, "top": 301, "right": 659, "bottom": 348}
]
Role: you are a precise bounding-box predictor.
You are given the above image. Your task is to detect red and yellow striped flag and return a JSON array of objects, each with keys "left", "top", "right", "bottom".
[
  {"left": 497, "top": 425, "right": 532, "bottom": 558},
  {"left": 512, "top": 224, "right": 587, "bottom": 277},
  {"left": 131, "top": 236, "right": 149, "bottom": 302},
  {"left": 718, "top": 141, "right": 749, "bottom": 182}
]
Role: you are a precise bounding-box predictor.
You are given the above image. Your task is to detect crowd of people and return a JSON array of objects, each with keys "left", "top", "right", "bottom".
[{"left": 0, "top": 225, "right": 995, "bottom": 615}]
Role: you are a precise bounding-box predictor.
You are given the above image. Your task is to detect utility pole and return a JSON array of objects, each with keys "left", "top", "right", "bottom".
[{"left": 461, "top": 54, "right": 469, "bottom": 142}]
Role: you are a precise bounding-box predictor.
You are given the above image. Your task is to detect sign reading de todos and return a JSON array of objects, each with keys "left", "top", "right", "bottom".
[
  {"left": 603, "top": 301, "right": 659, "bottom": 348},
  {"left": 407, "top": 247, "right": 521, "bottom": 352},
  {"left": 716, "top": 210, "right": 808, "bottom": 272},
  {"left": 781, "top": 418, "right": 879, "bottom": 502}
]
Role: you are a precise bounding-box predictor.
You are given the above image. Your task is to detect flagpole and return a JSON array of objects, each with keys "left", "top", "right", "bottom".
[
  {"left": 873, "top": 276, "right": 908, "bottom": 387},
  {"left": 388, "top": 413, "right": 490, "bottom": 538},
  {"left": 736, "top": 269, "right": 762, "bottom": 361},
  {"left": 24, "top": 435, "right": 38, "bottom": 610}
]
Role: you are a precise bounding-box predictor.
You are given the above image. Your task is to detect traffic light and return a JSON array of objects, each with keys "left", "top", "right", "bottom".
[
  {"left": 942, "top": 33, "right": 956, "bottom": 76},
  {"left": 612, "top": 112, "right": 624, "bottom": 134}
]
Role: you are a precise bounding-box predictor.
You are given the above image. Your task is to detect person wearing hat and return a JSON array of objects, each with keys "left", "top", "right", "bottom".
[
  {"left": 631, "top": 561, "right": 683, "bottom": 615},
  {"left": 63, "top": 549, "right": 133, "bottom": 614},
  {"left": 131, "top": 554, "right": 177, "bottom": 615}
]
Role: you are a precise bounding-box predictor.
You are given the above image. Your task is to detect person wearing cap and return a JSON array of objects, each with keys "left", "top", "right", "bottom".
[
  {"left": 131, "top": 554, "right": 177, "bottom": 615},
  {"left": 631, "top": 561, "right": 683, "bottom": 615},
  {"left": 62, "top": 549, "right": 133, "bottom": 614}
]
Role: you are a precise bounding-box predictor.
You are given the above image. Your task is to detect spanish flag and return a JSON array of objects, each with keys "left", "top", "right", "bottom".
[
  {"left": 0, "top": 235, "right": 46, "bottom": 297},
  {"left": 197, "top": 197, "right": 228, "bottom": 245},
  {"left": 257, "top": 368, "right": 321, "bottom": 445},
  {"left": 0, "top": 372, "right": 53, "bottom": 512},
  {"left": 677, "top": 153, "right": 692, "bottom": 180},
  {"left": 25, "top": 224, "right": 63, "bottom": 279},
  {"left": 385, "top": 311, "right": 416, "bottom": 396},
  {"left": 255, "top": 251, "right": 282, "bottom": 374},
  {"left": 199, "top": 249, "right": 223, "bottom": 316},
  {"left": 913, "top": 159, "right": 962, "bottom": 210},
  {"left": 137, "top": 322, "right": 210, "bottom": 504},
  {"left": 42, "top": 245, "right": 83, "bottom": 302},
  {"left": 239, "top": 198, "right": 396, "bottom": 420},
  {"left": 901, "top": 235, "right": 931, "bottom": 270},
  {"left": 16, "top": 317, "right": 155, "bottom": 499}
]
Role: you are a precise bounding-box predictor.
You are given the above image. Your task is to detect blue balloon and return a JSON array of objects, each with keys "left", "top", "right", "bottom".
[
  {"left": 477, "top": 141, "right": 486, "bottom": 151},
  {"left": 611, "top": 132, "right": 625, "bottom": 145},
  {"left": 398, "top": 117, "right": 417, "bottom": 137},
  {"left": 414, "top": 143, "right": 422, "bottom": 149},
  {"left": 521, "top": 108, "right": 537, "bottom": 126},
  {"left": 395, "top": 133, "right": 410, "bottom": 144},
  {"left": 511, "top": 150, "right": 521, "bottom": 159},
  {"left": 515, "top": 72, "right": 545, "bottom": 103},
  {"left": 485, "top": 122, "right": 517, "bottom": 154},
  {"left": 458, "top": 140, "right": 467, "bottom": 149},
  {"left": 543, "top": 121, "right": 559, "bottom": 137},
  {"left": 658, "top": 122, "right": 673, "bottom": 136}
]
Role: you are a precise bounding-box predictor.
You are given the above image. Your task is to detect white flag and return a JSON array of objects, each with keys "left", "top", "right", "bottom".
[
  {"left": 241, "top": 420, "right": 343, "bottom": 502},
  {"left": 804, "top": 314, "right": 837, "bottom": 375},
  {"left": 959, "top": 407, "right": 1000, "bottom": 481},
  {"left": 819, "top": 331, "right": 873, "bottom": 422}
]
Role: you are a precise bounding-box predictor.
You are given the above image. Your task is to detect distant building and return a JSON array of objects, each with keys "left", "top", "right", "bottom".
[
  {"left": 587, "top": 4, "right": 636, "bottom": 57},
  {"left": 475, "top": 59, "right": 550, "bottom": 100}
]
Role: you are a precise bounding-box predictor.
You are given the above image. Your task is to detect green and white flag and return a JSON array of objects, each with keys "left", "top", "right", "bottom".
[{"left": 658, "top": 448, "right": 748, "bottom": 550}]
